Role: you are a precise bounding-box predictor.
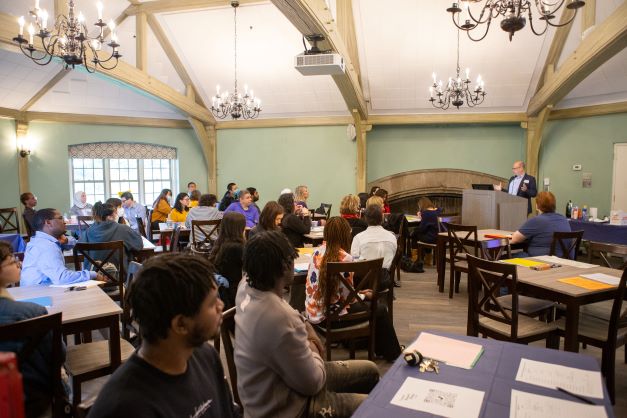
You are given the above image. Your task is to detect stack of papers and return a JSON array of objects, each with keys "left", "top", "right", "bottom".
[
  {"left": 404, "top": 332, "right": 484, "bottom": 369},
  {"left": 580, "top": 273, "right": 621, "bottom": 286},
  {"left": 50, "top": 280, "right": 106, "bottom": 288},
  {"left": 533, "top": 255, "right": 597, "bottom": 269},
  {"left": 510, "top": 390, "right": 607, "bottom": 418},
  {"left": 294, "top": 263, "right": 309, "bottom": 273},
  {"left": 515, "top": 358, "right": 604, "bottom": 398}
]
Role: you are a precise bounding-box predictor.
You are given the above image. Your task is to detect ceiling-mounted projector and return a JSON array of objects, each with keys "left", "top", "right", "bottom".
[{"left": 294, "top": 53, "right": 345, "bottom": 76}]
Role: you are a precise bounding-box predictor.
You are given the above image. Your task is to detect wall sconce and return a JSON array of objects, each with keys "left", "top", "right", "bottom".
[{"left": 17, "top": 136, "right": 32, "bottom": 158}]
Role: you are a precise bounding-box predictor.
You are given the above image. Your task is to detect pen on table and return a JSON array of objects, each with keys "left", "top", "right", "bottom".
[{"left": 556, "top": 387, "right": 596, "bottom": 405}]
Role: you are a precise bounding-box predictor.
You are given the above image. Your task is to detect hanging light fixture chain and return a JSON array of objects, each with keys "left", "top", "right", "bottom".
[{"left": 234, "top": 3, "right": 238, "bottom": 94}]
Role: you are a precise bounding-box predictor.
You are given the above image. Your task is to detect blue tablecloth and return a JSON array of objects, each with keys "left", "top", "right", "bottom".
[
  {"left": 0, "top": 233, "right": 26, "bottom": 252},
  {"left": 569, "top": 219, "right": 627, "bottom": 245},
  {"left": 353, "top": 331, "right": 614, "bottom": 418}
]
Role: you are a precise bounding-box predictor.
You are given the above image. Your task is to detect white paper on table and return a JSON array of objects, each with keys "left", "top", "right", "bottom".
[
  {"left": 510, "top": 389, "right": 607, "bottom": 418},
  {"left": 390, "top": 377, "right": 484, "bottom": 418},
  {"left": 141, "top": 236, "right": 156, "bottom": 249},
  {"left": 294, "top": 263, "right": 310, "bottom": 272},
  {"left": 404, "top": 332, "right": 484, "bottom": 369},
  {"left": 515, "top": 358, "right": 604, "bottom": 399},
  {"left": 580, "top": 273, "right": 621, "bottom": 286},
  {"left": 532, "top": 255, "right": 597, "bottom": 269},
  {"left": 50, "top": 280, "right": 106, "bottom": 289}
]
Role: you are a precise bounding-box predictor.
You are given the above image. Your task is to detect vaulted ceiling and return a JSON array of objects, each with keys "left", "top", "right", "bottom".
[{"left": 0, "top": 0, "right": 626, "bottom": 122}]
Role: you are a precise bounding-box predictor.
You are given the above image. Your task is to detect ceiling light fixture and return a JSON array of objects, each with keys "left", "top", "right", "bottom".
[
  {"left": 447, "top": 0, "right": 585, "bottom": 41},
  {"left": 429, "top": 26, "right": 486, "bottom": 110},
  {"left": 13, "top": 0, "right": 121, "bottom": 72},
  {"left": 211, "top": 0, "right": 261, "bottom": 120}
]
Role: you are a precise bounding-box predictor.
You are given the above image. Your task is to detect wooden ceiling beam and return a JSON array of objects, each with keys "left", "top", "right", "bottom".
[
  {"left": 25, "top": 111, "right": 191, "bottom": 128},
  {"left": 582, "top": 0, "right": 596, "bottom": 37},
  {"left": 336, "top": 0, "right": 361, "bottom": 87},
  {"left": 549, "top": 101, "right": 627, "bottom": 120},
  {"left": 367, "top": 113, "right": 527, "bottom": 125},
  {"left": 271, "top": 0, "right": 368, "bottom": 119},
  {"left": 0, "top": 12, "right": 216, "bottom": 125},
  {"left": 125, "top": 0, "right": 267, "bottom": 15},
  {"left": 534, "top": 7, "right": 575, "bottom": 93},
  {"left": 136, "top": 12, "right": 148, "bottom": 71},
  {"left": 528, "top": 2, "right": 627, "bottom": 116}
]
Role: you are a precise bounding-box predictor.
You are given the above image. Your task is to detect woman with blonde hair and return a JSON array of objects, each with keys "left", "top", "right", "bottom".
[
  {"left": 305, "top": 216, "right": 401, "bottom": 362},
  {"left": 339, "top": 194, "right": 367, "bottom": 237}
]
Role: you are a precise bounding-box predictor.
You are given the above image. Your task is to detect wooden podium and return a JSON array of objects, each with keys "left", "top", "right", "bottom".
[{"left": 462, "top": 189, "right": 528, "bottom": 231}]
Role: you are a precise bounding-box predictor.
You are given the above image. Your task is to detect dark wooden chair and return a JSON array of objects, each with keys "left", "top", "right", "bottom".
[
  {"left": 135, "top": 217, "right": 147, "bottom": 239},
  {"left": 0, "top": 207, "right": 20, "bottom": 233},
  {"left": 315, "top": 203, "right": 332, "bottom": 221},
  {"left": 123, "top": 261, "right": 143, "bottom": 341},
  {"left": 549, "top": 230, "right": 584, "bottom": 260},
  {"left": 315, "top": 258, "right": 384, "bottom": 361},
  {"left": 190, "top": 219, "right": 221, "bottom": 255},
  {"left": 466, "top": 255, "right": 559, "bottom": 348},
  {"left": 415, "top": 217, "right": 445, "bottom": 266},
  {"left": 443, "top": 222, "right": 479, "bottom": 299},
  {"left": 557, "top": 268, "right": 627, "bottom": 404},
  {"left": 0, "top": 312, "right": 65, "bottom": 418},
  {"left": 77, "top": 216, "right": 93, "bottom": 234},
  {"left": 169, "top": 224, "right": 182, "bottom": 252},
  {"left": 588, "top": 241, "right": 627, "bottom": 270},
  {"left": 213, "top": 307, "right": 240, "bottom": 407}
]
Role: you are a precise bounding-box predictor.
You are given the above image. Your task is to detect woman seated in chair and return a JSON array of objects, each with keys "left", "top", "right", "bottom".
[
  {"left": 70, "top": 190, "right": 92, "bottom": 217},
  {"left": 80, "top": 201, "right": 143, "bottom": 271},
  {"left": 248, "top": 201, "right": 284, "bottom": 241},
  {"left": 168, "top": 192, "right": 191, "bottom": 223},
  {"left": 278, "top": 193, "right": 311, "bottom": 248},
  {"left": 305, "top": 217, "right": 402, "bottom": 362},
  {"left": 340, "top": 194, "right": 368, "bottom": 238},
  {"left": 106, "top": 197, "right": 129, "bottom": 226},
  {"left": 410, "top": 197, "right": 442, "bottom": 269},
  {"left": 510, "top": 191, "right": 572, "bottom": 257},
  {"left": 0, "top": 241, "right": 67, "bottom": 418},
  {"left": 208, "top": 212, "right": 246, "bottom": 310},
  {"left": 150, "top": 188, "right": 172, "bottom": 231}
]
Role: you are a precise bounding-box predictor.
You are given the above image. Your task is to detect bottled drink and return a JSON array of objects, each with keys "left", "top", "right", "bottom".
[
  {"left": 582, "top": 205, "right": 588, "bottom": 221},
  {"left": 572, "top": 206, "right": 578, "bottom": 220},
  {"left": 566, "top": 200, "right": 572, "bottom": 218}
]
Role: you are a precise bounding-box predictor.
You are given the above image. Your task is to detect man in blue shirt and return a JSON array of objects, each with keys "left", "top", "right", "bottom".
[
  {"left": 120, "top": 192, "right": 147, "bottom": 234},
  {"left": 20, "top": 208, "right": 104, "bottom": 286},
  {"left": 494, "top": 160, "right": 537, "bottom": 214}
]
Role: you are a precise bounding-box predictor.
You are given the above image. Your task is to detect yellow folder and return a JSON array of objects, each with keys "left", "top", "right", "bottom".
[
  {"left": 297, "top": 247, "right": 315, "bottom": 255},
  {"left": 501, "top": 258, "right": 548, "bottom": 268}
]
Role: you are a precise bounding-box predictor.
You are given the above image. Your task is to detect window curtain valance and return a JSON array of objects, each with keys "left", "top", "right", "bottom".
[{"left": 68, "top": 142, "right": 177, "bottom": 159}]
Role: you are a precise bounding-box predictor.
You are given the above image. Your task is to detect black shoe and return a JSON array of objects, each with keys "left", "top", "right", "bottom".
[
  {"left": 411, "top": 262, "right": 425, "bottom": 273},
  {"left": 393, "top": 281, "right": 401, "bottom": 288}
]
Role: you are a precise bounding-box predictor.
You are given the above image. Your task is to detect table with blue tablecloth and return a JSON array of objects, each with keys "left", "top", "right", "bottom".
[
  {"left": 569, "top": 219, "right": 627, "bottom": 245},
  {"left": 0, "top": 233, "right": 26, "bottom": 252},
  {"left": 353, "top": 331, "right": 614, "bottom": 418}
]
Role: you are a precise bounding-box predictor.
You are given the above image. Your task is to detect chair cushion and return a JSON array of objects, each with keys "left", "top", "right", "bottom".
[
  {"left": 479, "top": 315, "right": 556, "bottom": 339},
  {"left": 497, "top": 295, "right": 555, "bottom": 316},
  {"left": 65, "top": 339, "right": 134, "bottom": 376},
  {"left": 556, "top": 315, "right": 627, "bottom": 343}
]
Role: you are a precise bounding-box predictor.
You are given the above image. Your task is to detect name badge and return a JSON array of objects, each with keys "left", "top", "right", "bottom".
[{"left": 524, "top": 179, "right": 529, "bottom": 183}]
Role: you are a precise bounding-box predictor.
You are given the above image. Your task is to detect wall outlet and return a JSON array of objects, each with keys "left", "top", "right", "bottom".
[
  {"left": 572, "top": 164, "right": 582, "bottom": 171},
  {"left": 543, "top": 177, "right": 550, "bottom": 185}
]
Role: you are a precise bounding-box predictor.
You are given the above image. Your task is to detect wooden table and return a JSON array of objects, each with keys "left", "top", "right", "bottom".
[
  {"left": 436, "top": 229, "right": 514, "bottom": 292},
  {"left": 303, "top": 227, "right": 324, "bottom": 246},
  {"left": 7, "top": 285, "right": 123, "bottom": 365},
  {"left": 516, "top": 260, "right": 621, "bottom": 352}
]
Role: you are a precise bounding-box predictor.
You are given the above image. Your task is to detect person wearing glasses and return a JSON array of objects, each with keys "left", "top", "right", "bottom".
[
  {"left": 20, "top": 208, "right": 105, "bottom": 287},
  {"left": 494, "top": 160, "right": 537, "bottom": 214}
]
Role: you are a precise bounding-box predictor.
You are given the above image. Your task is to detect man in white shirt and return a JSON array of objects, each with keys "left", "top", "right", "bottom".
[{"left": 351, "top": 204, "right": 396, "bottom": 289}]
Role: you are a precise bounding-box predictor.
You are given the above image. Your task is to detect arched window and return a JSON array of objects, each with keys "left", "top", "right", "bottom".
[{"left": 68, "top": 142, "right": 177, "bottom": 206}]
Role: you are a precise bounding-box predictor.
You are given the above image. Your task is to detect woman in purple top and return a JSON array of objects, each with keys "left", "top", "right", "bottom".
[
  {"left": 511, "top": 191, "right": 572, "bottom": 257},
  {"left": 224, "top": 189, "right": 259, "bottom": 228}
]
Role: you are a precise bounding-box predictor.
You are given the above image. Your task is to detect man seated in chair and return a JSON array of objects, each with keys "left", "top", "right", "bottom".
[
  {"left": 20, "top": 209, "right": 105, "bottom": 287},
  {"left": 235, "top": 230, "right": 379, "bottom": 418},
  {"left": 120, "top": 192, "right": 147, "bottom": 234},
  {"left": 89, "top": 254, "right": 240, "bottom": 418},
  {"left": 350, "top": 204, "right": 396, "bottom": 289}
]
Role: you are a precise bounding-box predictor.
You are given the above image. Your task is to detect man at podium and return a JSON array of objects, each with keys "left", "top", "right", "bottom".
[{"left": 494, "top": 160, "right": 537, "bottom": 214}]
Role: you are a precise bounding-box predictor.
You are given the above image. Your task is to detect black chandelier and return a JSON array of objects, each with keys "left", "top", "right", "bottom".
[
  {"left": 447, "top": 0, "right": 585, "bottom": 41},
  {"left": 211, "top": 1, "right": 261, "bottom": 120},
  {"left": 429, "top": 28, "right": 486, "bottom": 110},
  {"left": 13, "top": 0, "right": 121, "bottom": 72}
]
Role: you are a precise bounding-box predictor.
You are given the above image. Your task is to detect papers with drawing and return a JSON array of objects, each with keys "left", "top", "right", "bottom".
[
  {"left": 50, "top": 280, "right": 106, "bottom": 289},
  {"left": 580, "top": 273, "right": 621, "bottom": 286},
  {"left": 510, "top": 390, "right": 607, "bottom": 418},
  {"left": 404, "top": 332, "right": 484, "bottom": 369},
  {"left": 391, "top": 377, "right": 484, "bottom": 418},
  {"left": 532, "top": 255, "right": 597, "bottom": 269},
  {"left": 515, "top": 358, "right": 604, "bottom": 399}
]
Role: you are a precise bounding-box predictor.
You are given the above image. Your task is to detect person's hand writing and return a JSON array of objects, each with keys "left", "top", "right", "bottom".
[{"left": 494, "top": 183, "right": 502, "bottom": 191}]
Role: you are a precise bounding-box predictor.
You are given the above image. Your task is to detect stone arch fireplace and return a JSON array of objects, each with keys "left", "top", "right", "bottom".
[{"left": 368, "top": 169, "right": 508, "bottom": 215}]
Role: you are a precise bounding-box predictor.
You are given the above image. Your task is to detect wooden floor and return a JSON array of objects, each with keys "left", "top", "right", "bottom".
[{"left": 84, "top": 263, "right": 627, "bottom": 416}]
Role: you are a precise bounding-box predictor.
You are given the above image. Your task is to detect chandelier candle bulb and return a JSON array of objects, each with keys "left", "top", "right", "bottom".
[
  {"left": 40, "top": 10, "right": 48, "bottom": 30},
  {"left": 18, "top": 16, "right": 25, "bottom": 36},
  {"left": 97, "top": 2, "right": 103, "bottom": 20},
  {"left": 28, "top": 24, "right": 34, "bottom": 45},
  {"left": 35, "top": 0, "right": 40, "bottom": 10}
]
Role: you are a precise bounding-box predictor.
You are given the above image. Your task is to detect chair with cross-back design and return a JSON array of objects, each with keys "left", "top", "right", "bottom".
[
  {"left": 190, "top": 219, "right": 221, "bottom": 255},
  {"left": 466, "top": 254, "right": 559, "bottom": 348},
  {"left": 549, "top": 230, "right": 584, "bottom": 260},
  {"left": 314, "top": 258, "right": 384, "bottom": 361},
  {"left": 0, "top": 207, "right": 20, "bottom": 233},
  {"left": 443, "top": 222, "right": 480, "bottom": 299},
  {"left": 77, "top": 216, "right": 94, "bottom": 234}
]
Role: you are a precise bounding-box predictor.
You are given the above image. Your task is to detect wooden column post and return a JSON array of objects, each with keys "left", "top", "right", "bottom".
[
  {"left": 136, "top": 12, "right": 147, "bottom": 71},
  {"left": 524, "top": 105, "right": 552, "bottom": 184},
  {"left": 188, "top": 118, "right": 217, "bottom": 195},
  {"left": 353, "top": 110, "right": 371, "bottom": 193}
]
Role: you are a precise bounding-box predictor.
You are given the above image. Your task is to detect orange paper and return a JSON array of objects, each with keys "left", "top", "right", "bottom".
[
  {"left": 484, "top": 234, "right": 511, "bottom": 239},
  {"left": 558, "top": 277, "right": 615, "bottom": 290},
  {"left": 297, "top": 247, "right": 315, "bottom": 255}
]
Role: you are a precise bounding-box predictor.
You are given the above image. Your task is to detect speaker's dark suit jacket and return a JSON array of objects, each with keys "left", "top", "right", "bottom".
[{"left": 502, "top": 173, "right": 537, "bottom": 214}]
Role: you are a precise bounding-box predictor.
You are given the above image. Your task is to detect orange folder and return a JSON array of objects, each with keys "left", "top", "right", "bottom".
[{"left": 558, "top": 277, "right": 615, "bottom": 290}]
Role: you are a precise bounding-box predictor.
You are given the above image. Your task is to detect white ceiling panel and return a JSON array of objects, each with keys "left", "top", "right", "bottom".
[{"left": 158, "top": 2, "right": 349, "bottom": 118}]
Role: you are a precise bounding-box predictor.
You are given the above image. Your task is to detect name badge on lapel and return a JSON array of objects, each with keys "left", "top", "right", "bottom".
[{"left": 524, "top": 180, "right": 529, "bottom": 183}]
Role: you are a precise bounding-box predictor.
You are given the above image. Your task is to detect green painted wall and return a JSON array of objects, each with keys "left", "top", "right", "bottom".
[
  {"left": 5, "top": 122, "right": 205, "bottom": 213},
  {"left": 540, "top": 113, "right": 627, "bottom": 218},
  {"left": 0, "top": 119, "right": 20, "bottom": 210},
  {"left": 217, "top": 126, "right": 356, "bottom": 214},
  {"left": 366, "top": 124, "right": 526, "bottom": 182}
]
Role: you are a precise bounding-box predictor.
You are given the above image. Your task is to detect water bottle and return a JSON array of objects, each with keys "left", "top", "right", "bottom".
[
  {"left": 582, "top": 205, "right": 588, "bottom": 221},
  {"left": 572, "top": 205, "right": 578, "bottom": 220},
  {"left": 565, "top": 200, "right": 572, "bottom": 218}
]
